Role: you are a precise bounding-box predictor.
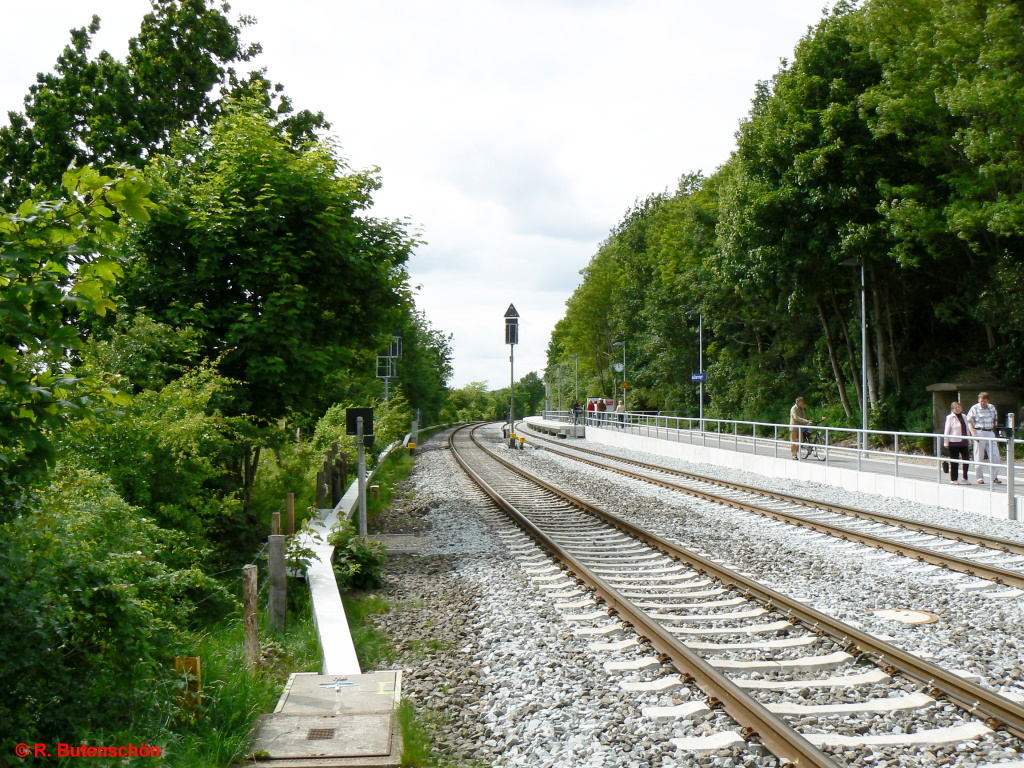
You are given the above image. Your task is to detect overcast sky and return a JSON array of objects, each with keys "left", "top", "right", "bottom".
[{"left": 2, "top": 0, "right": 831, "bottom": 389}]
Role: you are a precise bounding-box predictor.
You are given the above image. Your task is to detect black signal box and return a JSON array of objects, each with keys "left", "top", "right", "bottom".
[{"left": 346, "top": 408, "right": 375, "bottom": 448}]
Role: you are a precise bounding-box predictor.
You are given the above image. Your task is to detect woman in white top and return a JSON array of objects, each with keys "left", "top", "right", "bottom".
[{"left": 943, "top": 401, "right": 974, "bottom": 484}]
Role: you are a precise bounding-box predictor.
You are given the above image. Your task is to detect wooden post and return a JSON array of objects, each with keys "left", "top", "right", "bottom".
[
  {"left": 337, "top": 453, "right": 348, "bottom": 498},
  {"left": 286, "top": 492, "right": 295, "bottom": 535},
  {"left": 332, "top": 458, "right": 343, "bottom": 506},
  {"left": 271, "top": 511, "right": 281, "bottom": 536},
  {"left": 174, "top": 656, "right": 202, "bottom": 716},
  {"left": 268, "top": 535, "right": 287, "bottom": 632},
  {"left": 370, "top": 484, "right": 381, "bottom": 502},
  {"left": 243, "top": 564, "right": 259, "bottom": 668}
]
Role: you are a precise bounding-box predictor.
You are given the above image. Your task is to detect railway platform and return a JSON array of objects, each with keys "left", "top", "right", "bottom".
[{"left": 531, "top": 415, "right": 1023, "bottom": 522}]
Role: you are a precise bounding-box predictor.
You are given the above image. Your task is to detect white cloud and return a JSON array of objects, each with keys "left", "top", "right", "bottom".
[{"left": 1, "top": 0, "right": 831, "bottom": 387}]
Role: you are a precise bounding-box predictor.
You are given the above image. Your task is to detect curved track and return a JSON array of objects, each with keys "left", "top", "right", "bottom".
[{"left": 449, "top": 423, "right": 1024, "bottom": 767}]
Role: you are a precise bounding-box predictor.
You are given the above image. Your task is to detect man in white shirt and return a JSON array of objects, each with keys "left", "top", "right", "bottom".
[{"left": 966, "top": 391, "right": 1001, "bottom": 484}]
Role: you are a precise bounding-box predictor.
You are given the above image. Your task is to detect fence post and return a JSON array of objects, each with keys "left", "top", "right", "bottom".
[
  {"left": 271, "top": 511, "right": 281, "bottom": 536},
  {"left": 268, "top": 535, "right": 287, "bottom": 632},
  {"left": 243, "top": 564, "right": 259, "bottom": 668}
]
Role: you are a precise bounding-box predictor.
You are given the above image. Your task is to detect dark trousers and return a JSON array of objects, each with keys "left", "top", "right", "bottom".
[{"left": 948, "top": 444, "right": 970, "bottom": 481}]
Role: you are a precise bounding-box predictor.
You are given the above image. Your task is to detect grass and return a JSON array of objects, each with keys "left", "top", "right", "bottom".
[
  {"left": 342, "top": 592, "right": 396, "bottom": 670},
  {"left": 157, "top": 582, "right": 322, "bottom": 767},
  {"left": 367, "top": 451, "right": 416, "bottom": 528},
  {"left": 398, "top": 699, "right": 434, "bottom": 767}
]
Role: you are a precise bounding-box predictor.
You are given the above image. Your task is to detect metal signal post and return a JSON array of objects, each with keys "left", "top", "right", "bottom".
[{"left": 504, "top": 304, "right": 519, "bottom": 448}]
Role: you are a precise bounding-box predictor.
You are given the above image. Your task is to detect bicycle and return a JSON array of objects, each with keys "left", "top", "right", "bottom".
[{"left": 800, "top": 422, "right": 827, "bottom": 461}]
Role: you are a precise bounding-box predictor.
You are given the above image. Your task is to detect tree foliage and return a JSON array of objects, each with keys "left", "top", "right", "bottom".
[
  {"left": 0, "top": 166, "right": 153, "bottom": 503},
  {"left": 123, "top": 100, "right": 415, "bottom": 425},
  {"left": 550, "top": 0, "right": 1024, "bottom": 429}
]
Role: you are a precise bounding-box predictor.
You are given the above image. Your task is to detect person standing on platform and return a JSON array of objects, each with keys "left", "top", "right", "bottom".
[
  {"left": 789, "top": 396, "right": 811, "bottom": 459},
  {"left": 943, "top": 400, "right": 974, "bottom": 485},
  {"left": 571, "top": 399, "right": 582, "bottom": 425},
  {"left": 595, "top": 397, "right": 607, "bottom": 424},
  {"left": 586, "top": 398, "right": 596, "bottom": 425},
  {"left": 966, "top": 391, "right": 1001, "bottom": 484},
  {"left": 615, "top": 399, "right": 625, "bottom": 427}
]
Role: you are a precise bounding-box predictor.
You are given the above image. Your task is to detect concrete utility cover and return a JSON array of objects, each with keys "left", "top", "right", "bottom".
[
  {"left": 253, "top": 713, "right": 393, "bottom": 758},
  {"left": 249, "top": 672, "right": 401, "bottom": 763},
  {"left": 870, "top": 609, "right": 939, "bottom": 624},
  {"left": 277, "top": 672, "right": 398, "bottom": 715}
]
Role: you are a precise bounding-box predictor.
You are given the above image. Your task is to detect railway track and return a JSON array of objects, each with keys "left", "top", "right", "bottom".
[
  {"left": 518, "top": 425, "right": 1024, "bottom": 595},
  {"left": 449, "top": 422, "right": 1024, "bottom": 767}
]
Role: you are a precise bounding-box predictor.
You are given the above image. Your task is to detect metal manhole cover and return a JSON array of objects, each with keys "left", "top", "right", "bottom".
[{"left": 307, "top": 728, "right": 336, "bottom": 740}]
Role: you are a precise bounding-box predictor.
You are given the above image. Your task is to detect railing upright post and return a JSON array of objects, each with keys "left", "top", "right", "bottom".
[
  {"left": 1007, "top": 415, "right": 1017, "bottom": 520},
  {"left": 894, "top": 433, "right": 899, "bottom": 477}
]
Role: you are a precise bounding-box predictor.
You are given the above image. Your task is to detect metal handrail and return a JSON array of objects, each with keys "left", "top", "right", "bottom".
[{"left": 541, "top": 409, "right": 1021, "bottom": 506}]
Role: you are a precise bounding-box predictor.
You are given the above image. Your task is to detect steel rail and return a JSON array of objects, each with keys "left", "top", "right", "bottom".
[
  {"left": 521, "top": 431, "right": 1024, "bottom": 591},
  {"left": 449, "top": 425, "right": 842, "bottom": 768},
  {"left": 469, "top": 424, "right": 1024, "bottom": 742},
  {"left": 528, "top": 430, "right": 1024, "bottom": 557},
  {"left": 524, "top": 429, "right": 1024, "bottom": 556}
]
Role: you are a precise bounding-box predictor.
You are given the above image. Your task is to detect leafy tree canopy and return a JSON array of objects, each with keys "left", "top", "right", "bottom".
[
  {"left": 0, "top": 166, "right": 153, "bottom": 504},
  {"left": 123, "top": 99, "right": 416, "bottom": 425},
  {"left": 0, "top": 0, "right": 325, "bottom": 209}
]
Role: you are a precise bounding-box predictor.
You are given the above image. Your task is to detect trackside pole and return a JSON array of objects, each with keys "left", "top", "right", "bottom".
[
  {"left": 357, "top": 416, "right": 368, "bottom": 536},
  {"left": 1007, "top": 414, "right": 1017, "bottom": 521}
]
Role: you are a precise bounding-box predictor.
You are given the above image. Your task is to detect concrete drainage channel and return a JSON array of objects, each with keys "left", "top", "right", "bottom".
[{"left": 245, "top": 429, "right": 440, "bottom": 767}]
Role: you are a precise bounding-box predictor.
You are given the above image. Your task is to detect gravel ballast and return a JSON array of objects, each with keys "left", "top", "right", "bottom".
[{"left": 366, "top": 427, "right": 1024, "bottom": 768}]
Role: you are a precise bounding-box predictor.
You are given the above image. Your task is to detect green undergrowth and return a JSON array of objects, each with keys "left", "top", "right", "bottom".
[
  {"left": 367, "top": 449, "right": 416, "bottom": 528},
  {"left": 343, "top": 592, "right": 396, "bottom": 669},
  {"left": 158, "top": 582, "right": 321, "bottom": 767}
]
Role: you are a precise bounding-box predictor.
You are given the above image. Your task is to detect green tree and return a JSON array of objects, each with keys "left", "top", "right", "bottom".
[
  {"left": 0, "top": 167, "right": 153, "bottom": 505},
  {"left": 1, "top": 1, "right": 262, "bottom": 207},
  {"left": 124, "top": 100, "right": 415, "bottom": 426}
]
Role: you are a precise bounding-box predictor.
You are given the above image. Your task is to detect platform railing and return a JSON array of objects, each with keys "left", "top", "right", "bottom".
[{"left": 542, "top": 409, "right": 1020, "bottom": 516}]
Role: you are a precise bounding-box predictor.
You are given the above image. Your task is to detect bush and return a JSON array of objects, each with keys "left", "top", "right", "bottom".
[
  {"left": 328, "top": 521, "right": 388, "bottom": 591},
  {"left": 0, "top": 468, "right": 218, "bottom": 746}
]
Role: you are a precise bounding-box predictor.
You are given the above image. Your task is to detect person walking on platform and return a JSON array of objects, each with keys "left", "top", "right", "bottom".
[
  {"left": 571, "top": 399, "right": 582, "bottom": 425},
  {"left": 789, "top": 396, "right": 811, "bottom": 459},
  {"left": 615, "top": 399, "right": 625, "bottom": 427},
  {"left": 967, "top": 392, "right": 1001, "bottom": 483},
  {"left": 943, "top": 400, "right": 974, "bottom": 485}
]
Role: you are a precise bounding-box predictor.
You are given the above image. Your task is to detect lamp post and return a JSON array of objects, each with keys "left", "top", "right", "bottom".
[
  {"left": 687, "top": 310, "right": 704, "bottom": 431},
  {"left": 504, "top": 304, "right": 519, "bottom": 447},
  {"left": 612, "top": 341, "right": 626, "bottom": 411},
  {"left": 840, "top": 259, "right": 868, "bottom": 450},
  {"left": 557, "top": 363, "right": 563, "bottom": 412},
  {"left": 568, "top": 354, "right": 579, "bottom": 403}
]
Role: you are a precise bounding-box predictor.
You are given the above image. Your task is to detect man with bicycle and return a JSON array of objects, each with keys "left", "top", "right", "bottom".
[{"left": 789, "top": 396, "right": 813, "bottom": 459}]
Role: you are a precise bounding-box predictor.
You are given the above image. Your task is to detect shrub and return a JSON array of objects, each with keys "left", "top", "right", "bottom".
[
  {"left": 328, "top": 521, "right": 388, "bottom": 591},
  {"left": 0, "top": 468, "right": 218, "bottom": 746}
]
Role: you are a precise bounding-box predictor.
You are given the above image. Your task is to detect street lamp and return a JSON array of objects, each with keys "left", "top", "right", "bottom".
[
  {"left": 504, "top": 304, "right": 519, "bottom": 447},
  {"left": 612, "top": 341, "right": 626, "bottom": 411},
  {"left": 840, "top": 258, "right": 868, "bottom": 450},
  {"left": 687, "top": 310, "right": 704, "bottom": 431},
  {"left": 568, "top": 353, "right": 579, "bottom": 403}
]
